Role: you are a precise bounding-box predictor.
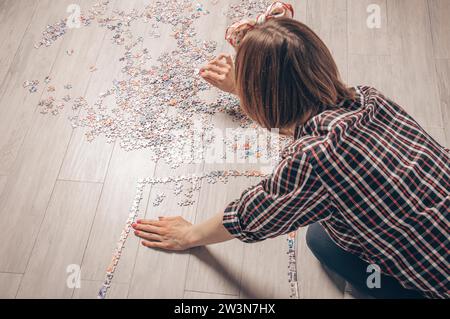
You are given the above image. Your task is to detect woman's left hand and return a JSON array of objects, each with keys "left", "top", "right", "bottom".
[{"left": 132, "top": 216, "right": 196, "bottom": 251}]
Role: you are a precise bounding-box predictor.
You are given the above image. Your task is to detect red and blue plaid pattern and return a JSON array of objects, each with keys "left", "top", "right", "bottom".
[{"left": 223, "top": 86, "right": 449, "bottom": 299}]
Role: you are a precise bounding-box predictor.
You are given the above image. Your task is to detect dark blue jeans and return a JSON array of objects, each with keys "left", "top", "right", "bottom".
[{"left": 306, "top": 223, "right": 426, "bottom": 299}]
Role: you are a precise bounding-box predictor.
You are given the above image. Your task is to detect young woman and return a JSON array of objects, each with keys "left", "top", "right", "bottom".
[{"left": 132, "top": 2, "right": 449, "bottom": 299}]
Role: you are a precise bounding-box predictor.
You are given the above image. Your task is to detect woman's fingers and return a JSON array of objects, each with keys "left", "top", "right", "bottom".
[
  {"left": 210, "top": 59, "right": 230, "bottom": 70},
  {"left": 224, "top": 55, "right": 234, "bottom": 67},
  {"left": 203, "top": 54, "right": 232, "bottom": 72},
  {"left": 216, "top": 53, "right": 229, "bottom": 60},
  {"left": 136, "top": 219, "right": 161, "bottom": 226},
  {"left": 203, "top": 63, "right": 227, "bottom": 75},
  {"left": 202, "top": 70, "right": 225, "bottom": 81},
  {"left": 142, "top": 241, "right": 169, "bottom": 249},
  {"left": 201, "top": 71, "right": 223, "bottom": 87},
  {"left": 137, "top": 215, "right": 193, "bottom": 251},
  {"left": 216, "top": 53, "right": 233, "bottom": 67},
  {"left": 133, "top": 223, "right": 165, "bottom": 235},
  {"left": 202, "top": 73, "right": 220, "bottom": 87},
  {"left": 158, "top": 216, "right": 178, "bottom": 221},
  {"left": 135, "top": 231, "right": 163, "bottom": 242}
]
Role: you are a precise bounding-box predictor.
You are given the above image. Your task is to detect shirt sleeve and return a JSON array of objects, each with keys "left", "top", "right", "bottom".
[{"left": 223, "top": 151, "right": 332, "bottom": 243}]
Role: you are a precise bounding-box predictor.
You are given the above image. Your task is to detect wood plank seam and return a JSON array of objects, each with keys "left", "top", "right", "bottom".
[
  {"left": 0, "top": 1, "right": 38, "bottom": 100},
  {"left": 123, "top": 157, "right": 159, "bottom": 297},
  {"left": 69, "top": 145, "right": 117, "bottom": 298},
  {"left": 124, "top": 182, "right": 153, "bottom": 299},
  {"left": 425, "top": 0, "right": 446, "bottom": 126},
  {"left": 14, "top": 17, "right": 111, "bottom": 286},
  {"left": 185, "top": 289, "right": 238, "bottom": 297},
  {"left": 15, "top": 180, "right": 97, "bottom": 298},
  {"left": 56, "top": 179, "right": 104, "bottom": 184},
  {"left": 1, "top": 62, "right": 63, "bottom": 174},
  {"left": 57, "top": 28, "right": 111, "bottom": 183}
]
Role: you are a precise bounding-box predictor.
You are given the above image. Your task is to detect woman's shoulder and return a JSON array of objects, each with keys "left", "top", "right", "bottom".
[
  {"left": 305, "top": 86, "right": 396, "bottom": 131},
  {"left": 283, "top": 86, "right": 402, "bottom": 157},
  {"left": 280, "top": 134, "right": 327, "bottom": 161},
  {"left": 355, "top": 85, "right": 397, "bottom": 107},
  {"left": 284, "top": 87, "right": 387, "bottom": 152}
]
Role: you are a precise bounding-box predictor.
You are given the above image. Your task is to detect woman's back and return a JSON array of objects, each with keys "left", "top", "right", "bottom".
[{"left": 294, "top": 86, "right": 449, "bottom": 298}]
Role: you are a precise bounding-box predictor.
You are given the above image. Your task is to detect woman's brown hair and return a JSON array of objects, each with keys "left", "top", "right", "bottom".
[{"left": 235, "top": 17, "right": 355, "bottom": 134}]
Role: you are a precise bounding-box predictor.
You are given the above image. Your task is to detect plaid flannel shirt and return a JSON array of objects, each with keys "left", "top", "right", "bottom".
[{"left": 223, "top": 86, "right": 450, "bottom": 299}]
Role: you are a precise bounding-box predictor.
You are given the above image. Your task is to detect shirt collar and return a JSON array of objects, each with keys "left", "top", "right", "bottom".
[
  {"left": 293, "top": 87, "right": 362, "bottom": 140},
  {"left": 293, "top": 125, "right": 303, "bottom": 140}
]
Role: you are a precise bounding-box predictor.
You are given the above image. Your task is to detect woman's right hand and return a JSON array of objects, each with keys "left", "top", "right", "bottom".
[{"left": 200, "top": 53, "right": 237, "bottom": 95}]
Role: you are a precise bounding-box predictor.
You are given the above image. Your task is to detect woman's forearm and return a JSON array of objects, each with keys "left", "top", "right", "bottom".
[{"left": 188, "top": 212, "right": 235, "bottom": 247}]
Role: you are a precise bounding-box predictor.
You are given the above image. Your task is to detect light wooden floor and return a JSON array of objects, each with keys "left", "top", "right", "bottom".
[{"left": 0, "top": 0, "right": 449, "bottom": 299}]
